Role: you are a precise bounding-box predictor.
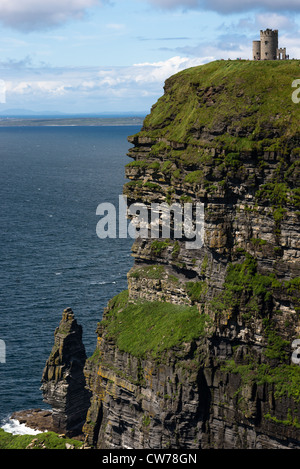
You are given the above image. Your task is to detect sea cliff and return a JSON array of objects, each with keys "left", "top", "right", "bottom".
[{"left": 52, "top": 60, "right": 300, "bottom": 448}]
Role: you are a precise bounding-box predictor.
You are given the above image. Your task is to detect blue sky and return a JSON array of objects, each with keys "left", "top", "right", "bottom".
[{"left": 0, "top": 0, "right": 299, "bottom": 115}]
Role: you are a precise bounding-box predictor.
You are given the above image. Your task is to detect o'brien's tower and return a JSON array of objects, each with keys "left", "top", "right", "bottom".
[
  {"left": 260, "top": 28, "right": 278, "bottom": 60},
  {"left": 253, "top": 29, "right": 289, "bottom": 60}
]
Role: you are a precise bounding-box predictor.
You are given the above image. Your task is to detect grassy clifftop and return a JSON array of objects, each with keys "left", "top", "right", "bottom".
[{"left": 137, "top": 60, "right": 300, "bottom": 151}]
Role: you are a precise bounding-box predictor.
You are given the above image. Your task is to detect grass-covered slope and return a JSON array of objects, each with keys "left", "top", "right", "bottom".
[
  {"left": 137, "top": 60, "right": 300, "bottom": 151},
  {"left": 99, "top": 290, "right": 212, "bottom": 359},
  {"left": 0, "top": 429, "right": 83, "bottom": 449}
]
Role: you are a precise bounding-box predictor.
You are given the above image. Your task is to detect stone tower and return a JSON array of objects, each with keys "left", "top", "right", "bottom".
[
  {"left": 260, "top": 29, "right": 278, "bottom": 60},
  {"left": 253, "top": 40, "right": 261, "bottom": 60},
  {"left": 252, "top": 29, "right": 288, "bottom": 61}
]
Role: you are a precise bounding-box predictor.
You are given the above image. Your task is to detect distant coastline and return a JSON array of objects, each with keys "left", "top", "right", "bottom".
[{"left": 0, "top": 116, "right": 145, "bottom": 127}]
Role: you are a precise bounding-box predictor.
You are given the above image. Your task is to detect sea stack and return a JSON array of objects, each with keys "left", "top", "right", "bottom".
[{"left": 41, "top": 308, "right": 91, "bottom": 436}]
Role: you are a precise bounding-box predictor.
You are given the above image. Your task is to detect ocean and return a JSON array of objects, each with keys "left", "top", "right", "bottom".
[{"left": 0, "top": 125, "right": 140, "bottom": 434}]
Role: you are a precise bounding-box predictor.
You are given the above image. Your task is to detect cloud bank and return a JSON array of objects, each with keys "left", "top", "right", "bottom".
[
  {"left": 146, "top": 0, "right": 300, "bottom": 13},
  {"left": 1, "top": 0, "right": 299, "bottom": 32},
  {"left": 2, "top": 56, "right": 205, "bottom": 113},
  {"left": 0, "top": 0, "right": 101, "bottom": 31}
]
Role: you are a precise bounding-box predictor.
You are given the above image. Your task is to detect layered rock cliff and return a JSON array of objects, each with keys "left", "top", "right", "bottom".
[{"left": 84, "top": 60, "right": 300, "bottom": 449}]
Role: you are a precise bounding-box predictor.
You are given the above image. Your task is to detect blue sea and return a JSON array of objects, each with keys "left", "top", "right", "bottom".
[{"left": 0, "top": 125, "right": 140, "bottom": 433}]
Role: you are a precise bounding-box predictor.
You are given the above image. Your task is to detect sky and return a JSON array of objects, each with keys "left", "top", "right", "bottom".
[{"left": 0, "top": 0, "right": 299, "bottom": 115}]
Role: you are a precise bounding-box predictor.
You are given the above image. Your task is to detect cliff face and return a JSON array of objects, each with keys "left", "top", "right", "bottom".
[{"left": 83, "top": 60, "right": 300, "bottom": 449}]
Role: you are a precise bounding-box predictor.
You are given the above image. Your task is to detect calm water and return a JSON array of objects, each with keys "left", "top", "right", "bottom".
[{"left": 0, "top": 125, "right": 140, "bottom": 428}]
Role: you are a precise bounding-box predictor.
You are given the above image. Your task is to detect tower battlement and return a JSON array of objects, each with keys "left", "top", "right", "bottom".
[
  {"left": 260, "top": 28, "right": 278, "bottom": 37},
  {"left": 252, "top": 29, "right": 289, "bottom": 61}
]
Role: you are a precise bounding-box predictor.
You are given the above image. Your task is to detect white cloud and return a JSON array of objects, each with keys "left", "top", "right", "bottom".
[
  {"left": 277, "top": 35, "right": 300, "bottom": 59},
  {"left": 255, "top": 13, "right": 298, "bottom": 30},
  {"left": 146, "top": 0, "right": 300, "bottom": 12},
  {"left": 232, "top": 14, "right": 298, "bottom": 33},
  {"left": 95, "top": 56, "right": 205, "bottom": 90},
  {"left": 6, "top": 80, "right": 68, "bottom": 96},
  {"left": 0, "top": 0, "right": 101, "bottom": 31},
  {"left": 147, "top": 0, "right": 198, "bottom": 8},
  {"left": 133, "top": 56, "right": 204, "bottom": 83},
  {"left": 2, "top": 56, "right": 206, "bottom": 111}
]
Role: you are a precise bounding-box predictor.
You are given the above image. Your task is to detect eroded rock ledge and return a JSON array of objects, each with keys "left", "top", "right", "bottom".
[{"left": 11, "top": 409, "right": 57, "bottom": 434}]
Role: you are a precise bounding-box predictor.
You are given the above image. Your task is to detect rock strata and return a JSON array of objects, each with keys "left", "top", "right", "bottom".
[{"left": 40, "top": 308, "right": 91, "bottom": 437}]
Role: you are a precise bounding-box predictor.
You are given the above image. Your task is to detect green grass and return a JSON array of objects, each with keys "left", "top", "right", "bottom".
[
  {"left": 210, "top": 253, "right": 276, "bottom": 316},
  {"left": 186, "top": 281, "right": 208, "bottom": 303},
  {"left": 184, "top": 170, "right": 204, "bottom": 184},
  {"left": 0, "top": 429, "right": 83, "bottom": 449},
  {"left": 224, "top": 152, "right": 241, "bottom": 167},
  {"left": 264, "top": 410, "right": 300, "bottom": 429},
  {"left": 223, "top": 359, "right": 300, "bottom": 405},
  {"left": 150, "top": 239, "right": 171, "bottom": 255},
  {"left": 131, "top": 60, "right": 300, "bottom": 152},
  {"left": 102, "top": 291, "right": 212, "bottom": 359},
  {"left": 129, "top": 264, "right": 166, "bottom": 280}
]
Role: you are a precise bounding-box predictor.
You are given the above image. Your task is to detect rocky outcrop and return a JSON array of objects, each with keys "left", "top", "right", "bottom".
[
  {"left": 10, "top": 409, "right": 57, "bottom": 433},
  {"left": 41, "top": 308, "right": 91, "bottom": 437}
]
